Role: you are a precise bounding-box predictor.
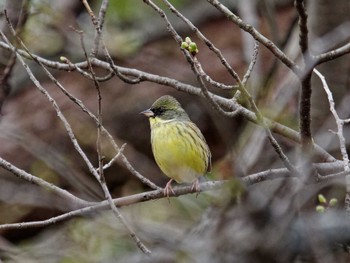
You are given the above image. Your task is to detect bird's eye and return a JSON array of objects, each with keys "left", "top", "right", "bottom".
[{"left": 152, "top": 107, "right": 165, "bottom": 116}]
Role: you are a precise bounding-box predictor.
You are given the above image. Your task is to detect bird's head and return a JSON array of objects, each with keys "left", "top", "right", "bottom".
[{"left": 140, "top": 95, "right": 190, "bottom": 121}]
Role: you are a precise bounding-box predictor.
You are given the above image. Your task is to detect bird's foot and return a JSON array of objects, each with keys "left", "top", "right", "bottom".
[
  {"left": 164, "top": 179, "right": 176, "bottom": 200},
  {"left": 191, "top": 179, "right": 201, "bottom": 197}
]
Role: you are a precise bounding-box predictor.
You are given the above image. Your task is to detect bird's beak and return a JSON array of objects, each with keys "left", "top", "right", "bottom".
[{"left": 140, "top": 109, "right": 154, "bottom": 117}]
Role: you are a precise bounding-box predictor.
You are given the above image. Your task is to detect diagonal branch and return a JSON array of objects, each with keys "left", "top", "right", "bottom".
[
  {"left": 0, "top": 156, "right": 91, "bottom": 209},
  {"left": 315, "top": 42, "right": 350, "bottom": 65},
  {"left": 206, "top": 0, "right": 301, "bottom": 76}
]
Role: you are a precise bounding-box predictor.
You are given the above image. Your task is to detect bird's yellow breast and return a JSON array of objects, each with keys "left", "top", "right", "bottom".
[{"left": 149, "top": 117, "right": 210, "bottom": 184}]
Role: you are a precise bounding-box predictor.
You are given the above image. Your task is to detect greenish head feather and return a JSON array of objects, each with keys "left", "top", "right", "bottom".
[{"left": 150, "top": 95, "right": 190, "bottom": 121}]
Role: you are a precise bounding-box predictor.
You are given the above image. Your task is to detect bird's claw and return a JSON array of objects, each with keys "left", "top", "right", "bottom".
[
  {"left": 164, "top": 179, "right": 175, "bottom": 200},
  {"left": 191, "top": 179, "right": 201, "bottom": 197}
]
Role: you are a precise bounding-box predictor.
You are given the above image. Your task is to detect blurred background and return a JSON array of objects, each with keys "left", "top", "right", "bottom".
[{"left": 0, "top": 0, "right": 349, "bottom": 262}]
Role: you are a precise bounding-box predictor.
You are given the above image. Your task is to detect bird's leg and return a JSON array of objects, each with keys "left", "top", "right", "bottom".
[
  {"left": 191, "top": 179, "right": 200, "bottom": 197},
  {"left": 164, "top": 179, "right": 176, "bottom": 198}
]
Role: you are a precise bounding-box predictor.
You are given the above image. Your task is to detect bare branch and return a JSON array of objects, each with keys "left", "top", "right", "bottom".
[
  {"left": 144, "top": 0, "right": 240, "bottom": 118},
  {"left": 313, "top": 69, "right": 349, "bottom": 171},
  {"left": 315, "top": 42, "right": 350, "bottom": 65},
  {"left": 0, "top": 180, "right": 227, "bottom": 231},
  {"left": 242, "top": 41, "right": 259, "bottom": 86},
  {"left": 299, "top": 72, "right": 313, "bottom": 150},
  {"left": 295, "top": 0, "right": 310, "bottom": 57},
  {"left": 314, "top": 69, "right": 350, "bottom": 213},
  {"left": 0, "top": 156, "right": 90, "bottom": 209},
  {"left": 295, "top": 0, "right": 313, "bottom": 152},
  {"left": 162, "top": 0, "right": 241, "bottom": 85},
  {"left": 102, "top": 143, "right": 127, "bottom": 171},
  {"left": 0, "top": 42, "right": 335, "bottom": 162},
  {"left": 206, "top": 0, "right": 301, "bottom": 76},
  {"left": 81, "top": 0, "right": 101, "bottom": 56},
  {"left": 2, "top": 160, "right": 348, "bottom": 231}
]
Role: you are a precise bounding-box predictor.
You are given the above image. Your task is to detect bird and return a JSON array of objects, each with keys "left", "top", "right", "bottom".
[{"left": 141, "top": 95, "right": 211, "bottom": 197}]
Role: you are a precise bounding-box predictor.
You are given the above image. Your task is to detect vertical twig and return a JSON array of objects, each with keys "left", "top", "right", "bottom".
[
  {"left": 81, "top": 0, "right": 108, "bottom": 57},
  {"left": 314, "top": 69, "right": 350, "bottom": 213},
  {"left": 242, "top": 42, "right": 259, "bottom": 86},
  {"left": 81, "top": 0, "right": 98, "bottom": 53}
]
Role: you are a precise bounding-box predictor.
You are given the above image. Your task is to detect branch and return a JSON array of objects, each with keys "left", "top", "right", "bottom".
[
  {"left": 315, "top": 42, "right": 350, "bottom": 65},
  {"left": 81, "top": 0, "right": 104, "bottom": 56},
  {"left": 242, "top": 41, "right": 259, "bottom": 86},
  {"left": 206, "top": 0, "right": 301, "bottom": 76},
  {"left": 299, "top": 72, "right": 313, "bottom": 150},
  {"left": 313, "top": 69, "right": 349, "bottom": 171},
  {"left": 2, "top": 161, "right": 347, "bottom": 231},
  {"left": 295, "top": 0, "right": 309, "bottom": 57},
  {"left": 0, "top": 41, "right": 335, "bottom": 162},
  {"left": 162, "top": 0, "right": 242, "bottom": 85},
  {"left": 144, "top": 0, "right": 240, "bottom": 118},
  {"left": 313, "top": 69, "right": 350, "bottom": 213},
  {"left": 295, "top": 0, "right": 313, "bottom": 153},
  {"left": 0, "top": 180, "right": 226, "bottom": 231},
  {"left": 0, "top": 156, "right": 90, "bottom": 209}
]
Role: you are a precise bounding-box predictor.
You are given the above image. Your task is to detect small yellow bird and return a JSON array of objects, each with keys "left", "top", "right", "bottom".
[{"left": 141, "top": 95, "right": 211, "bottom": 197}]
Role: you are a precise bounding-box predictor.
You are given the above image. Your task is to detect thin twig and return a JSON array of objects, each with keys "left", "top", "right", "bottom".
[
  {"left": 81, "top": 0, "right": 142, "bottom": 84},
  {"left": 100, "top": 38, "right": 143, "bottom": 84},
  {"left": 82, "top": 0, "right": 144, "bottom": 85},
  {"left": 242, "top": 41, "right": 259, "bottom": 85},
  {"left": 0, "top": 156, "right": 90, "bottom": 209},
  {"left": 314, "top": 42, "right": 350, "bottom": 65},
  {"left": 102, "top": 143, "right": 127, "bottom": 171},
  {"left": 313, "top": 69, "right": 350, "bottom": 213},
  {"left": 81, "top": 0, "right": 100, "bottom": 56},
  {"left": 162, "top": 0, "right": 241, "bottom": 85},
  {"left": 93, "top": 0, "right": 109, "bottom": 56},
  {"left": 313, "top": 69, "right": 349, "bottom": 171},
  {"left": 206, "top": 0, "right": 301, "bottom": 76},
  {"left": 61, "top": 54, "right": 114, "bottom": 82}
]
